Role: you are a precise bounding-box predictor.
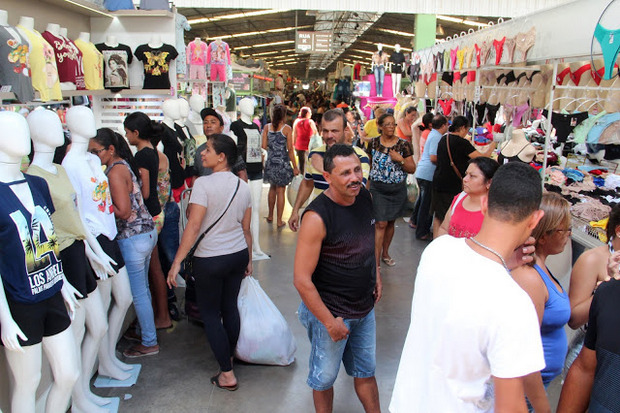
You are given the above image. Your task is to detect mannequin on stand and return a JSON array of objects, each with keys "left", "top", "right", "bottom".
[
  {"left": 188, "top": 94, "right": 206, "bottom": 144},
  {"left": 0, "top": 111, "right": 80, "bottom": 413},
  {"left": 498, "top": 128, "right": 536, "bottom": 165},
  {"left": 61, "top": 106, "right": 135, "bottom": 382},
  {"left": 0, "top": 9, "right": 35, "bottom": 103},
  {"left": 207, "top": 37, "right": 231, "bottom": 83},
  {"left": 230, "top": 98, "right": 269, "bottom": 260},
  {"left": 95, "top": 35, "right": 133, "bottom": 91},
  {"left": 27, "top": 109, "right": 114, "bottom": 412},
  {"left": 75, "top": 32, "right": 104, "bottom": 91},
  {"left": 390, "top": 44, "right": 405, "bottom": 96},
  {"left": 134, "top": 35, "right": 178, "bottom": 90},
  {"left": 186, "top": 37, "right": 207, "bottom": 97},
  {"left": 372, "top": 43, "right": 388, "bottom": 97},
  {"left": 161, "top": 99, "right": 187, "bottom": 202},
  {"left": 554, "top": 63, "right": 572, "bottom": 111},
  {"left": 175, "top": 98, "right": 197, "bottom": 183}
]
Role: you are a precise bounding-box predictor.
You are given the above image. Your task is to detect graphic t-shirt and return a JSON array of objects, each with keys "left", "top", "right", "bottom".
[
  {"left": 134, "top": 43, "right": 178, "bottom": 89},
  {"left": 41, "top": 31, "right": 85, "bottom": 89},
  {"left": 174, "top": 123, "right": 196, "bottom": 178},
  {"left": 17, "top": 25, "right": 62, "bottom": 101},
  {"left": 0, "top": 175, "right": 64, "bottom": 304},
  {"left": 206, "top": 40, "right": 230, "bottom": 65},
  {"left": 230, "top": 120, "right": 263, "bottom": 176},
  {"left": 95, "top": 42, "right": 132, "bottom": 90},
  {"left": 161, "top": 123, "right": 185, "bottom": 189},
  {"left": 74, "top": 38, "right": 104, "bottom": 90},
  {"left": 0, "top": 25, "right": 34, "bottom": 102}
]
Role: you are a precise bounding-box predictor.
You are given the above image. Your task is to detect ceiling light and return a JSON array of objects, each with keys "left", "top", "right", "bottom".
[
  {"left": 188, "top": 9, "right": 289, "bottom": 25},
  {"left": 436, "top": 24, "right": 445, "bottom": 36},
  {"left": 436, "top": 15, "right": 490, "bottom": 27},
  {"left": 234, "top": 40, "right": 295, "bottom": 50},
  {"left": 375, "top": 28, "right": 415, "bottom": 37}
]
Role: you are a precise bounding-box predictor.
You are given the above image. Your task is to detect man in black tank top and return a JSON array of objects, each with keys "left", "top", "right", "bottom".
[{"left": 294, "top": 144, "right": 382, "bottom": 412}]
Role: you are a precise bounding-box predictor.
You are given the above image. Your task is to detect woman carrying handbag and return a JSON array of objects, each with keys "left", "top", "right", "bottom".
[{"left": 167, "top": 134, "right": 252, "bottom": 391}]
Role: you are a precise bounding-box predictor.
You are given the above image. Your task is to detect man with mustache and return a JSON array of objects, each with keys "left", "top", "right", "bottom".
[
  {"left": 294, "top": 144, "right": 382, "bottom": 413},
  {"left": 288, "top": 109, "right": 369, "bottom": 231}
]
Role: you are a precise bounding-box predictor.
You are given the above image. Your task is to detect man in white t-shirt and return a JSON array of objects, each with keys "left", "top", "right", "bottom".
[{"left": 390, "top": 162, "right": 546, "bottom": 413}]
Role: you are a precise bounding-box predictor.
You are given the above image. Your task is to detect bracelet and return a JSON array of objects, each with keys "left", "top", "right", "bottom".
[{"left": 399, "top": 160, "right": 405, "bottom": 166}]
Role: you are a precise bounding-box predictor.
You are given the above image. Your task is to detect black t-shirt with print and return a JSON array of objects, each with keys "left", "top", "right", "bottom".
[
  {"left": 134, "top": 44, "right": 178, "bottom": 89},
  {"left": 95, "top": 43, "right": 133, "bottom": 91}
]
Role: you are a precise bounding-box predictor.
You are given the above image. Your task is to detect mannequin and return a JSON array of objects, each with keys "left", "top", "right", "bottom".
[
  {"left": 75, "top": 32, "right": 104, "bottom": 91},
  {"left": 42, "top": 23, "right": 83, "bottom": 90},
  {"left": 134, "top": 37, "right": 178, "bottom": 89},
  {"left": 230, "top": 98, "right": 269, "bottom": 260},
  {"left": 148, "top": 34, "right": 163, "bottom": 49},
  {"left": 61, "top": 106, "right": 134, "bottom": 382},
  {"left": 27, "top": 109, "right": 113, "bottom": 412},
  {"left": 0, "top": 9, "right": 7, "bottom": 25},
  {"left": 605, "top": 77, "right": 620, "bottom": 113},
  {"left": 186, "top": 37, "right": 208, "bottom": 97},
  {"left": 530, "top": 71, "right": 547, "bottom": 109},
  {"left": 59, "top": 27, "right": 67, "bottom": 38},
  {"left": 0, "top": 10, "right": 35, "bottom": 102},
  {"left": 16, "top": 16, "right": 62, "bottom": 101},
  {"left": 498, "top": 128, "right": 536, "bottom": 164},
  {"left": 390, "top": 44, "right": 405, "bottom": 96},
  {"left": 188, "top": 94, "right": 206, "bottom": 143},
  {"left": 371, "top": 43, "right": 388, "bottom": 97},
  {"left": 161, "top": 99, "right": 187, "bottom": 201},
  {"left": 175, "top": 98, "right": 196, "bottom": 180},
  {"left": 105, "top": 35, "right": 119, "bottom": 48},
  {"left": 0, "top": 111, "right": 80, "bottom": 413},
  {"left": 96, "top": 36, "right": 132, "bottom": 91},
  {"left": 207, "top": 37, "right": 231, "bottom": 83}
]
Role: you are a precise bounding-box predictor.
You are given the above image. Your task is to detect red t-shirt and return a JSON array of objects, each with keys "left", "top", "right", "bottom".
[
  {"left": 419, "top": 129, "right": 431, "bottom": 157},
  {"left": 294, "top": 119, "right": 313, "bottom": 151},
  {"left": 448, "top": 192, "right": 484, "bottom": 239},
  {"left": 41, "top": 31, "right": 85, "bottom": 89}
]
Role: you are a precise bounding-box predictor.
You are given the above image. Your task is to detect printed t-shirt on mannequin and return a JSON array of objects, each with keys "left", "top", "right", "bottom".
[
  {"left": 230, "top": 119, "right": 262, "bottom": 180},
  {"left": 17, "top": 25, "right": 62, "bottom": 101},
  {"left": 95, "top": 42, "right": 132, "bottom": 91},
  {"left": 134, "top": 43, "right": 178, "bottom": 89},
  {"left": 41, "top": 31, "right": 86, "bottom": 89},
  {"left": 74, "top": 38, "right": 104, "bottom": 90},
  {"left": 0, "top": 175, "right": 64, "bottom": 303},
  {"left": 0, "top": 25, "right": 34, "bottom": 102}
]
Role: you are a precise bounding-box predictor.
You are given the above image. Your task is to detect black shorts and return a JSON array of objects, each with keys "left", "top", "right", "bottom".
[
  {"left": 60, "top": 240, "right": 98, "bottom": 299},
  {"left": 431, "top": 189, "right": 455, "bottom": 222},
  {"left": 247, "top": 171, "right": 263, "bottom": 181},
  {"left": 95, "top": 234, "right": 125, "bottom": 276},
  {"left": 0, "top": 292, "right": 71, "bottom": 346}
]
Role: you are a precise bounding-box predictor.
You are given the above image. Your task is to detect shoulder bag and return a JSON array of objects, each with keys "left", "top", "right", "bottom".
[{"left": 445, "top": 134, "right": 463, "bottom": 181}]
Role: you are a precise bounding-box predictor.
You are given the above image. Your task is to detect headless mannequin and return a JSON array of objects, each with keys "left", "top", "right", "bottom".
[
  {"left": 17, "top": 15, "right": 34, "bottom": 30},
  {"left": 238, "top": 98, "right": 268, "bottom": 260},
  {"left": 390, "top": 44, "right": 403, "bottom": 95},
  {"left": 188, "top": 94, "right": 206, "bottom": 143},
  {"left": 162, "top": 98, "right": 180, "bottom": 130},
  {"left": 530, "top": 71, "right": 547, "bottom": 109},
  {"left": 0, "top": 111, "right": 80, "bottom": 413},
  {"left": 105, "top": 35, "right": 119, "bottom": 48},
  {"left": 372, "top": 43, "right": 388, "bottom": 97},
  {"left": 149, "top": 34, "right": 163, "bottom": 49},
  {"left": 45, "top": 23, "right": 76, "bottom": 91},
  {"left": 28, "top": 109, "right": 113, "bottom": 412},
  {"left": 63, "top": 106, "right": 134, "bottom": 382},
  {"left": 588, "top": 58, "right": 607, "bottom": 114},
  {"left": 59, "top": 27, "right": 67, "bottom": 38},
  {"left": 499, "top": 128, "right": 536, "bottom": 164},
  {"left": 176, "top": 97, "right": 190, "bottom": 129},
  {"left": 78, "top": 32, "right": 90, "bottom": 43},
  {"left": 605, "top": 77, "right": 620, "bottom": 113},
  {"left": 0, "top": 10, "right": 7, "bottom": 26}
]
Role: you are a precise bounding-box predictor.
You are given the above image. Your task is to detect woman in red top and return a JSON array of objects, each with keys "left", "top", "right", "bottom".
[
  {"left": 292, "top": 107, "right": 318, "bottom": 173},
  {"left": 436, "top": 157, "right": 499, "bottom": 238}
]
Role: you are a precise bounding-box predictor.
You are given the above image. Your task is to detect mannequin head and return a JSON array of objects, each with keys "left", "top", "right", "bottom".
[
  {"left": 149, "top": 34, "right": 162, "bottom": 47},
  {"left": 78, "top": 32, "right": 90, "bottom": 42},
  {"left": 189, "top": 94, "right": 205, "bottom": 113},
  {"left": 0, "top": 111, "right": 30, "bottom": 163},
  {"left": 60, "top": 27, "right": 68, "bottom": 38},
  {"left": 46, "top": 23, "right": 60, "bottom": 36},
  {"left": 395, "top": 44, "right": 401, "bottom": 52},
  {"left": 178, "top": 98, "right": 190, "bottom": 119},
  {"left": 377, "top": 43, "right": 383, "bottom": 51},
  {"left": 162, "top": 99, "right": 180, "bottom": 121},
  {"left": 28, "top": 109, "right": 64, "bottom": 152},
  {"left": 0, "top": 10, "right": 8, "bottom": 26},
  {"left": 18, "top": 16, "right": 34, "bottom": 30},
  {"left": 66, "top": 106, "right": 96, "bottom": 142},
  {"left": 238, "top": 98, "right": 255, "bottom": 122}
]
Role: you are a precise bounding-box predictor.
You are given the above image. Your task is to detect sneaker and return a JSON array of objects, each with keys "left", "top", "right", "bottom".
[
  {"left": 168, "top": 303, "right": 181, "bottom": 322},
  {"left": 123, "top": 344, "right": 159, "bottom": 358}
]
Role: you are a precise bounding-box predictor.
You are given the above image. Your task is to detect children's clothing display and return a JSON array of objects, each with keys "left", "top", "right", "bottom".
[
  {"left": 95, "top": 42, "right": 133, "bottom": 91},
  {"left": 16, "top": 25, "right": 62, "bottom": 101},
  {"left": 134, "top": 43, "right": 178, "bottom": 89},
  {"left": 74, "top": 38, "right": 104, "bottom": 90},
  {"left": 206, "top": 40, "right": 230, "bottom": 82},
  {"left": 175, "top": 13, "right": 191, "bottom": 76},
  {"left": 41, "top": 31, "right": 85, "bottom": 89},
  {"left": 0, "top": 25, "right": 34, "bottom": 102},
  {"left": 187, "top": 39, "right": 207, "bottom": 96}
]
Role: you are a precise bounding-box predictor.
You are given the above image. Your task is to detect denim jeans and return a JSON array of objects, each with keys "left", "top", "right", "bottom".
[
  {"left": 158, "top": 201, "right": 180, "bottom": 302},
  {"left": 374, "top": 65, "right": 385, "bottom": 96},
  {"left": 414, "top": 178, "right": 433, "bottom": 239},
  {"left": 117, "top": 229, "right": 158, "bottom": 347},
  {"left": 298, "top": 302, "right": 376, "bottom": 391}
]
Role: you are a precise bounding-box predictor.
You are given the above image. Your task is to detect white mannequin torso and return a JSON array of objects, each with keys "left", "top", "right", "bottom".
[
  {"left": 78, "top": 32, "right": 90, "bottom": 43},
  {"left": 105, "top": 35, "right": 118, "bottom": 48},
  {"left": 0, "top": 10, "right": 8, "bottom": 26},
  {"left": 46, "top": 23, "right": 60, "bottom": 37},
  {"left": 148, "top": 34, "right": 163, "bottom": 49},
  {"left": 500, "top": 129, "right": 536, "bottom": 162}
]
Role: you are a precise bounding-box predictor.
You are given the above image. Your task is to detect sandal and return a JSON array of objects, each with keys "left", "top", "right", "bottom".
[
  {"left": 382, "top": 257, "right": 396, "bottom": 267},
  {"left": 210, "top": 373, "right": 238, "bottom": 391},
  {"left": 123, "top": 344, "right": 159, "bottom": 358}
]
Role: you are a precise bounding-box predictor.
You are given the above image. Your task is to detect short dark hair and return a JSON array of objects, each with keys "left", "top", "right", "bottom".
[
  {"left": 322, "top": 109, "right": 347, "bottom": 130},
  {"left": 324, "top": 143, "right": 356, "bottom": 173},
  {"left": 487, "top": 163, "right": 542, "bottom": 223},
  {"left": 404, "top": 106, "right": 418, "bottom": 115},
  {"left": 207, "top": 134, "right": 237, "bottom": 168},
  {"left": 420, "top": 113, "right": 434, "bottom": 130},
  {"left": 377, "top": 113, "right": 395, "bottom": 127},
  {"left": 449, "top": 115, "right": 469, "bottom": 133},
  {"left": 607, "top": 204, "right": 620, "bottom": 242},
  {"left": 431, "top": 115, "right": 448, "bottom": 130},
  {"left": 469, "top": 157, "right": 500, "bottom": 183},
  {"left": 200, "top": 108, "right": 224, "bottom": 126}
]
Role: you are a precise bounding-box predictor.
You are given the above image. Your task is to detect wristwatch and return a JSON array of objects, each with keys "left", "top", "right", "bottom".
[{"left": 399, "top": 160, "right": 405, "bottom": 166}]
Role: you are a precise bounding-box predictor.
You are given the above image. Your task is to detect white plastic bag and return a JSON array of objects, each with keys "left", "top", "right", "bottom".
[{"left": 235, "top": 276, "right": 296, "bottom": 366}]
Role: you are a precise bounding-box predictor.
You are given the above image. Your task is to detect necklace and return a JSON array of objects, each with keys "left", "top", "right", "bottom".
[{"left": 469, "top": 237, "right": 508, "bottom": 271}]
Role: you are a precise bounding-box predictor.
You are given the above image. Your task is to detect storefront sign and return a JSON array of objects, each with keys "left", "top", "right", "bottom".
[
  {"left": 230, "top": 72, "right": 251, "bottom": 91},
  {"left": 296, "top": 31, "right": 332, "bottom": 54}
]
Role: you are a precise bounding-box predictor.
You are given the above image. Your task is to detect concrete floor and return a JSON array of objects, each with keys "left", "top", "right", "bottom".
[{"left": 93, "top": 192, "right": 565, "bottom": 412}]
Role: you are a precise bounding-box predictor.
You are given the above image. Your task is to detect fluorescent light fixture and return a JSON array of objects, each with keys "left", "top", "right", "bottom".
[
  {"left": 357, "top": 41, "right": 411, "bottom": 52},
  {"left": 375, "top": 28, "right": 415, "bottom": 37},
  {"left": 246, "top": 49, "right": 295, "bottom": 57},
  {"left": 437, "top": 15, "right": 490, "bottom": 27},
  {"left": 235, "top": 40, "right": 295, "bottom": 50},
  {"left": 188, "top": 9, "right": 289, "bottom": 25},
  {"left": 63, "top": 0, "right": 114, "bottom": 17}
]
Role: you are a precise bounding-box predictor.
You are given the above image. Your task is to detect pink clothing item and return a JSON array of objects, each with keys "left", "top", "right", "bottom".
[
  {"left": 448, "top": 192, "right": 484, "bottom": 238},
  {"left": 189, "top": 64, "right": 206, "bottom": 80},
  {"left": 210, "top": 63, "right": 226, "bottom": 82},
  {"left": 294, "top": 119, "right": 313, "bottom": 151},
  {"left": 450, "top": 47, "right": 458, "bottom": 71},
  {"left": 206, "top": 40, "right": 230, "bottom": 65},
  {"left": 186, "top": 40, "right": 207, "bottom": 66}
]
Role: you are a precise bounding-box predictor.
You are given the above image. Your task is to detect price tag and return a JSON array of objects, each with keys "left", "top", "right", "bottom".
[{"left": 0, "top": 85, "right": 12, "bottom": 93}]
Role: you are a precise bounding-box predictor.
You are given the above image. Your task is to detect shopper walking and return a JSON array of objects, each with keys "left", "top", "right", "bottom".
[
  {"left": 395, "top": 106, "right": 418, "bottom": 143},
  {"left": 292, "top": 106, "right": 318, "bottom": 174},
  {"left": 294, "top": 144, "right": 382, "bottom": 413},
  {"left": 435, "top": 157, "right": 499, "bottom": 238},
  {"left": 167, "top": 134, "right": 252, "bottom": 391},
  {"left": 366, "top": 113, "right": 415, "bottom": 267},
  {"left": 90, "top": 128, "right": 159, "bottom": 358},
  {"left": 262, "top": 104, "right": 299, "bottom": 228}
]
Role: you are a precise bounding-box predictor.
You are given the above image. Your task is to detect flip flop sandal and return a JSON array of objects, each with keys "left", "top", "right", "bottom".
[
  {"left": 382, "top": 257, "right": 396, "bottom": 267},
  {"left": 210, "top": 373, "right": 238, "bottom": 391},
  {"left": 123, "top": 344, "right": 159, "bottom": 358}
]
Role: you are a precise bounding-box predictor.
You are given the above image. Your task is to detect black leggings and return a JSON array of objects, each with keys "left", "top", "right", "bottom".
[
  {"left": 193, "top": 249, "right": 249, "bottom": 372},
  {"left": 296, "top": 149, "right": 306, "bottom": 174}
]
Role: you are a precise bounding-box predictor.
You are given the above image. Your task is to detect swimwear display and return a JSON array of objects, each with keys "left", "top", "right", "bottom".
[
  {"left": 493, "top": 37, "right": 506, "bottom": 65},
  {"left": 515, "top": 27, "right": 536, "bottom": 62},
  {"left": 594, "top": 24, "right": 620, "bottom": 80}
]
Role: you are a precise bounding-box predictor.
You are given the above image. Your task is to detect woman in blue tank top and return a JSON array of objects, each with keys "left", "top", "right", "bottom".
[{"left": 512, "top": 192, "right": 572, "bottom": 410}]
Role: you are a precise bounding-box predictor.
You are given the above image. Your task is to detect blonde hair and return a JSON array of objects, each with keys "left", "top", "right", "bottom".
[{"left": 531, "top": 192, "right": 571, "bottom": 242}]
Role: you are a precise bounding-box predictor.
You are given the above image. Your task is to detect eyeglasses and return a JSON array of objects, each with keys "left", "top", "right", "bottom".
[
  {"left": 90, "top": 148, "right": 107, "bottom": 155},
  {"left": 381, "top": 123, "right": 396, "bottom": 128}
]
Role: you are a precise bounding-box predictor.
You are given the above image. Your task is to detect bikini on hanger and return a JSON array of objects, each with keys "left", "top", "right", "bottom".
[
  {"left": 556, "top": 66, "right": 572, "bottom": 85},
  {"left": 450, "top": 47, "right": 459, "bottom": 71},
  {"left": 493, "top": 37, "right": 506, "bottom": 65},
  {"left": 505, "top": 37, "right": 516, "bottom": 63},
  {"left": 592, "top": 0, "right": 620, "bottom": 80},
  {"left": 515, "top": 27, "right": 536, "bottom": 61},
  {"left": 457, "top": 48, "right": 466, "bottom": 71}
]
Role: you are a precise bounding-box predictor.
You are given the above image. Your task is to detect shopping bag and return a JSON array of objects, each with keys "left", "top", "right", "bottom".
[{"left": 235, "top": 276, "right": 296, "bottom": 366}]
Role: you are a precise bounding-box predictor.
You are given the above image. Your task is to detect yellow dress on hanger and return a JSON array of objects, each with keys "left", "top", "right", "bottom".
[{"left": 17, "top": 26, "right": 62, "bottom": 101}]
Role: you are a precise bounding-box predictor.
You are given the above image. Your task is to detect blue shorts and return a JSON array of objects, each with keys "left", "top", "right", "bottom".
[{"left": 298, "top": 302, "right": 376, "bottom": 391}]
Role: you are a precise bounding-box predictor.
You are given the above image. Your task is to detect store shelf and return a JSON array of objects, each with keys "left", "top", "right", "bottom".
[
  {"left": 40, "top": 0, "right": 114, "bottom": 17},
  {"left": 110, "top": 9, "right": 174, "bottom": 18},
  {"left": 0, "top": 92, "right": 17, "bottom": 101}
]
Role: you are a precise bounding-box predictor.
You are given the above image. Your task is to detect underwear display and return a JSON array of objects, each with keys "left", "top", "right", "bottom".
[
  {"left": 409, "top": 62, "right": 421, "bottom": 82},
  {"left": 475, "top": 102, "right": 487, "bottom": 126},
  {"left": 453, "top": 72, "right": 461, "bottom": 82},
  {"left": 444, "top": 50, "right": 451, "bottom": 72},
  {"left": 450, "top": 47, "right": 458, "bottom": 71},
  {"left": 457, "top": 48, "right": 466, "bottom": 70},
  {"left": 594, "top": 9, "right": 620, "bottom": 81},
  {"left": 505, "top": 37, "right": 516, "bottom": 63},
  {"left": 543, "top": 110, "right": 589, "bottom": 143},
  {"left": 474, "top": 44, "right": 482, "bottom": 67},
  {"left": 441, "top": 71, "right": 454, "bottom": 86},
  {"left": 498, "top": 143, "right": 533, "bottom": 164},
  {"left": 493, "top": 37, "right": 506, "bottom": 65},
  {"left": 515, "top": 27, "right": 536, "bottom": 62},
  {"left": 436, "top": 52, "right": 444, "bottom": 72},
  {"left": 463, "top": 46, "right": 474, "bottom": 69},
  {"left": 515, "top": 71, "right": 530, "bottom": 85},
  {"left": 570, "top": 64, "right": 593, "bottom": 85},
  {"left": 504, "top": 102, "right": 530, "bottom": 127},
  {"left": 497, "top": 70, "right": 516, "bottom": 86},
  {"left": 592, "top": 64, "right": 618, "bottom": 85},
  {"left": 466, "top": 71, "right": 476, "bottom": 84},
  {"left": 486, "top": 103, "right": 500, "bottom": 124},
  {"left": 438, "top": 98, "right": 455, "bottom": 116},
  {"left": 480, "top": 40, "right": 492, "bottom": 66},
  {"left": 556, "top": 67, "right": 572, "bottom": 85},
  {"left": 424, "top": 72, "right": 437, "bottom": 86}
]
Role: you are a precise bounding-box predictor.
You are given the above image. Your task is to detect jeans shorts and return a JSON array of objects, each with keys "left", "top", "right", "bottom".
[{"left": 298, "top": 302, "right": 376, "bottom": 391}]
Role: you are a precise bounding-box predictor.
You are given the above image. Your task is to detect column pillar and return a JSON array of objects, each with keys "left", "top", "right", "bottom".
[{"left": 414, "top": 14, "right": 436, "bottom": 51}]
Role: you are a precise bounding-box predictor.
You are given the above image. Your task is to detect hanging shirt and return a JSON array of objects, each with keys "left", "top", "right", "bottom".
[
  {"left": 41, "top": 31, "right": 85, "bottom": 89},
  {"left": 186, "top": 40, "right": 207, "bottom": 66},
  {"left": 74, "top": 38, "right": 104, "bottom": 90},
  {"left": 206, "top": 40, "right": 231, "bottom": 66},
  {"left": 95, "top": 42, "right": 133, "bottom": 91},
  {"left": 16, "top": 25, "right": 62, "bottom": 101},
  {"left": 0, "top": 175, "right": 64, "bottom": 304},
  {"left": 175, "top": 14, "right": 191, "bottom": 75},
  {"left": 0, "top": 25, "right": 34, "bottom": 102},
  {"left": 134, "top": 43, "right": 178, "bottom": 89}
]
